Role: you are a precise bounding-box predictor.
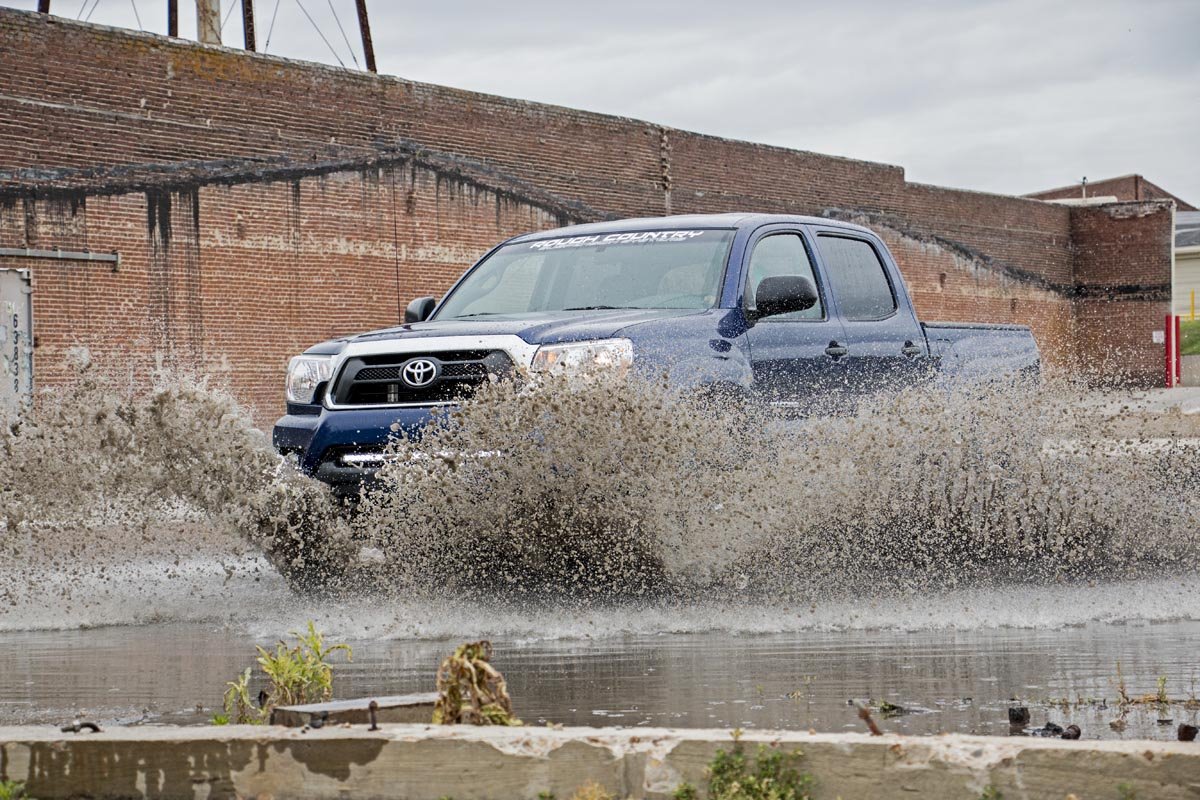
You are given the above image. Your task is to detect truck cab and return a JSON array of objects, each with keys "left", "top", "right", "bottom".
[{"left": 274, "top": 213, "right": 1039, "bottom": 494}]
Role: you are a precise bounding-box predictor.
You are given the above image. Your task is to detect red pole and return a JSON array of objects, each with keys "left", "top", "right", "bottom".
[{"left": 1166, "top": 314, "right": 1176, "bottom": 388}]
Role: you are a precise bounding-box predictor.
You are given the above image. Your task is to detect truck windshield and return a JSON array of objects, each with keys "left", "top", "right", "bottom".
[{"left": 435, "top": 229, "right": 735, "bottom": 318}]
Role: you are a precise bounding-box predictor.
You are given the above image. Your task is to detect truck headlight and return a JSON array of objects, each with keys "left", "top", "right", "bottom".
[
  {"left": 530, "top": 339, "right": 634, "bottom": 376},
  {"left": 286, "top": 354, "right": 334, "bottom": 403}
]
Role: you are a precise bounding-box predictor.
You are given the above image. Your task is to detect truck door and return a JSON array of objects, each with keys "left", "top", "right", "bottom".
[
  {"left": 742, "top": 229, "right": 848, "bottom": 410},
  {"left": 811, "top": 230, "right": 928, "bottom": 395}
]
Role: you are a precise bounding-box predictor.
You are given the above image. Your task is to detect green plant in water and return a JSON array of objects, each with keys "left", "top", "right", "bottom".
[
  {"left": 432, "top": 640, "right": 521, "bottom": 725},
  {"left": 1117, "top": 783, "right": 1137, "bottom": 800},
  {"left": 0, "top": 781, "right": 26, "bottom": 800},
  {"left": 219, "top": 621, "right": 351, "bottom": 724},
  {"left": 678, "top": 732, "right": 813, "bottom": 800},
  {"left": 979, "top": 786, "right": 1002, "bottom": 800},
  {"left": 256, "top": 621, "right": 352, "bottom": 709},
  {"left": 223, "top": 667, "right": 260, "bottom": 724}
]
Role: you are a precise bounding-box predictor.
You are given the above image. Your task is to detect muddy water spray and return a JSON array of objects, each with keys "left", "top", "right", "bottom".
[
  {"left": 354, "top": 374, "right": 1200, "bottom": 600},
  {"left": 2, "top": 357, "right": 1198, "bottom": 622}
]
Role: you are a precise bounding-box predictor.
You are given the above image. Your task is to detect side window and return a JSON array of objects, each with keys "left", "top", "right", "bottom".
[
  {"left": 745, "top": 233, "right": 823, "bottom": 320},
  {"left": 817, "top": 236, "right": 896, "bottom": 321}
]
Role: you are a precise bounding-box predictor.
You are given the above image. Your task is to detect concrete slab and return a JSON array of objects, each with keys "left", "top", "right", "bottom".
[
  {"left": 2, "top": 724, "right": 1198, "bottom": 799},
  {"left": 270, "top": 693, "right": 439, "bottom": 727}
]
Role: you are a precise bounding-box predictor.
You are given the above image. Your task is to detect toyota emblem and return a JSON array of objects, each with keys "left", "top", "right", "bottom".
[{"left": 401, "top": 358, "right": 438, "bottom": 388}]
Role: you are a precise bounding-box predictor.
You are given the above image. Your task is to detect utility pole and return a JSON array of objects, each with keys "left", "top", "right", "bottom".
[
  {"left": 355, "top": 0, "right": 377, "bottom": 73},
  {"left": 196, "top": 0, "right": 221, "bottom": 45},
  {"left": 242, "top": 0, "right": 256, "bottom": 51},
  {"left": 37, "top": 0, "right": 50, "bottom": 13},
  {"left": 167, "top": 0, "right": 178, "bottom": 36}
]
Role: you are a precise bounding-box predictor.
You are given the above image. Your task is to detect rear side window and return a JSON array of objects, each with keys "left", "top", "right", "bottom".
[
  {"left": 817, "top": 236, "right": 896, "bottom": 321},
  {"left": 745, "top": 233, "right": 824, "bottom": 320}
]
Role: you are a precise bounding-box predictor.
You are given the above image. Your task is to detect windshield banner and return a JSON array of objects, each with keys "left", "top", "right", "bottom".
[{"left": 528, "top": 230, "right": 709, "bottom": 251}]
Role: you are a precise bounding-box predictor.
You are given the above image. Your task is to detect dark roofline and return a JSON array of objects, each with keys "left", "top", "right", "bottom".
[{"left": 1025, "top": 174, "right": 1197, "bottom": 211}]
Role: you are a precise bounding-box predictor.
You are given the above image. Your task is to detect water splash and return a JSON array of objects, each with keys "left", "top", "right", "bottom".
[
  {"left": 354, "top": 374, "right": 1200, "bottom": 601},
  {"left": 2, "top": 356, "right": 1198, "bottom": 633}
]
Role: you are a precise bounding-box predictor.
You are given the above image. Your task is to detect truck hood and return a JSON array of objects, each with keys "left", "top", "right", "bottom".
[{"left": 341, "top": 308, "right": 704, "bottom": 348}]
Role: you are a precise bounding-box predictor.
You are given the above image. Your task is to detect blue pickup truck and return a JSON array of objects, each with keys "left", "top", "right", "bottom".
[{"left": 274, "top": 213, "right": 1038, "bottom": 494}]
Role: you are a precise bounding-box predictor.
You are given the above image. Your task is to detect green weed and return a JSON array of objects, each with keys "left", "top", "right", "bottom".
[
  {"left": 0, "top": 780, "right": 27, "bottom": 800},
  {"left": 255, "top": 621, "right": 351, "bottom": 708},
  {"left": 219, "top": 621, "right": 351, "bottom": 724},
  {"left": 677, "top": 732, "right": 813, "bottom": 800}
]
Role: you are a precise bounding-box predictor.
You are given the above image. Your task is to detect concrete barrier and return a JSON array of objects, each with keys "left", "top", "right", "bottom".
[{"left": 2, "top": 724, "right": 1198, "bottom": 799}]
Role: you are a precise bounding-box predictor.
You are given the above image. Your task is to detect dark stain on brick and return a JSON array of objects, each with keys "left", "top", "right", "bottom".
[
  {"left": 147, "top": 187, "right": 172, "bottom": 249},
  {"left": 0, "top": 141, "right": 603, "bottom": 229}
]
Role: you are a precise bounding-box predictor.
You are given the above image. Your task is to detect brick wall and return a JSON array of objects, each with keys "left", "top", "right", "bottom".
[
  {"left": 1028, "top": 175, "right": 1197, "bottom": 212},
  {"left": 1, "top": 166, "right": 568, "bottom": 423},
  {"left": 1070, "top": 200, "right": 1175, "bottom": 386},
  {"left": 0, "top": 9, "right": 1179, "bottom": 420}
]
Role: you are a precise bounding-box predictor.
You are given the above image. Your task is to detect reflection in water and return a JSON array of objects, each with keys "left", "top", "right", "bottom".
[{"left": 1, "top": 617, "right": 1197, "bottom": 741}]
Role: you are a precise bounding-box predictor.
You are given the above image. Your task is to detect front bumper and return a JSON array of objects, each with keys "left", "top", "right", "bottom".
[{"left": 273, "top": 405, "right": 441, "bottom": 494}]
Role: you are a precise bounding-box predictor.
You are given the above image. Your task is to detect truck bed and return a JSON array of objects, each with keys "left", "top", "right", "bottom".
[{"left": 922, "top": 321, "right": 1040, "bottom": 382}]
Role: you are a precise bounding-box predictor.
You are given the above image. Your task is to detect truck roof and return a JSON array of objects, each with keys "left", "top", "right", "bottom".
[{"left": 507, "top": 213, "right": 874, "bottom": 243}]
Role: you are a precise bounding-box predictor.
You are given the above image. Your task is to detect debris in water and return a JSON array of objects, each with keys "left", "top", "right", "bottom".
[
  {"left": 432, "top": 640, "right": 521, "bottom": 726},
  {"left": 854, "top": 702, "right": 883, "bottom": 736},
  {"left": 1061, "top": 724, "right": 1081, "bottom": 740}
]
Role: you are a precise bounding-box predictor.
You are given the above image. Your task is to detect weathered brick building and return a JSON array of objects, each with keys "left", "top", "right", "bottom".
[{"left": 0, "top": 9, "right": 1179, "bottom": 423}]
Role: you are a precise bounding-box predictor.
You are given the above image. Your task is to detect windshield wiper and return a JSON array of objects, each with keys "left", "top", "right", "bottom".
[
  {"left": 562, "top": 305, "right": 638, "bottom": 311},
  {"left": 451, "top": 312, "right": 503, "bottom": 318}
]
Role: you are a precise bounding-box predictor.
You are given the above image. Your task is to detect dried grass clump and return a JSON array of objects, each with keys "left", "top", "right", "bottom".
[{"left": 432, "top": 640, "right": 521, "bottom": 726}]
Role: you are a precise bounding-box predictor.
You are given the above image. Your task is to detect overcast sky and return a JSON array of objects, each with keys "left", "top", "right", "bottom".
[{"left": 7, "top": 0, "right": 1199, "bottom": 204}]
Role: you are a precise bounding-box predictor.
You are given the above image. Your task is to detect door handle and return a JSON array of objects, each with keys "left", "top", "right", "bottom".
[
  {"left": 901, "top": 341, "right": 923, "bottom": 358},
  {"left": 825, "top": 341, "right": 848, "bottom": 359}
]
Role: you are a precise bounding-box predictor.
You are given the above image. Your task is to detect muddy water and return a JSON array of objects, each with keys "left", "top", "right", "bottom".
[
  {"left": 2, "top": 600, "right": 1198, "bottom": 741},
  {"left": 3, "top": 365, "right": 1200, "bottom": 742}
]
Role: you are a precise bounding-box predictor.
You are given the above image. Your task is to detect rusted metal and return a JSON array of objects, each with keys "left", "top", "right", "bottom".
[
  {"left": 60, "top": 720, "right": 101, "bottom": 733},
  {"left": 854, "top": 702, "right": 883, "bottom": 736},
  {"left": 0, "top": 247, "right": 120, "bottom": 272},
  {"left": 37, "top": 0, "right": 50, "bottom": 13},
  {"left": 167, "top": 0, "right": 178, "bottom": 37},
  {"left": 355, "top": 0, "right": 376, "bottom": 73},
  {"left": 368, "top": 699, "right": 379, "bottom": 731},
  {"left": 242, "top": 0, "right": 256, "bottom": 51}
]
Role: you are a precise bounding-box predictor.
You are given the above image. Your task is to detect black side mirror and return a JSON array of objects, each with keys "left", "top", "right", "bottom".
[
  {"left": 753, "top": 276, "right": 818, "bottom": 319},
  {"left": 404, "top": 296, "right": 437, "bottom": 323}
]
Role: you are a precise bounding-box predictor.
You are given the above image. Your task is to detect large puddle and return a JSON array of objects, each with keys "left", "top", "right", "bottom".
[
  {"left": 2, "top": 365, "right": 1199, "bottom": 743},
  {"left": 2, "top": 594, "right": 1198, "bottom": 741}
]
